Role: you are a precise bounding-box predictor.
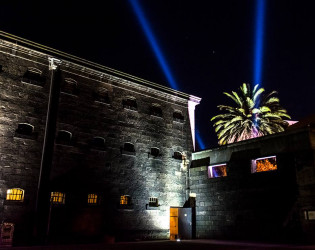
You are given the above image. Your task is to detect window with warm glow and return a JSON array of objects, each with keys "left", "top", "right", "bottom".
[
  {"left": 120, "top": 195, "right": 130, "bottom": 205},
  {"left": 50, "top": 192, "right": 65, "bottom": 204},
  {"left": 208, "top": 164, "right": 227, "bottom": 178},
  {"left": 88, "top": 194, "right": 98, "bottom": 204},
  {"left": 6, "top": 188, "right": 24, "bottom": 201},
  {"left": 251, "top": 156, "right": 277, "bottom": 173}
]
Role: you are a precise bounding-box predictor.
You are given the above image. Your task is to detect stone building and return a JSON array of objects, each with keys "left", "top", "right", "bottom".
[
  {"left": 0, "top": 32, "right": 200, "bottom": 245},
  {"left": 191, "top": 119, "right": 315, "bottom": 243}
]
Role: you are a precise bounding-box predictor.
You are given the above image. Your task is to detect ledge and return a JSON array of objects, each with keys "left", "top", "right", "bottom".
[{"left": 146, "top": 204, "right": 160, "bottom": 210}]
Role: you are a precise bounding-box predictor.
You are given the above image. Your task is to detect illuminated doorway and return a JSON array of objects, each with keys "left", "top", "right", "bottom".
[{"left": 170, "top": 207, "right": 192, "bottom": 240}]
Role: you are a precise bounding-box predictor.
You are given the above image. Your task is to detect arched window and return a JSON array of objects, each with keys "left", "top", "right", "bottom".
[
  {"left": 92, "top": 136, "right": 105, "bottom": 149},
  {"left": 16, "top": 123, "right": 34, "bottom": 135},
  {"left": 173, "top": 151, "right": 183, "bottom": 160},
  {"left": 150, "top": 104, "right": 162, "bottom": 117},
  {"left": 173, "top": 111, "right": 184, "bottom": 122},
  {"left": 56, "top": 130, "right": 72, "bottom": 144},
  {"left": 22, "top": 67, "right": 45, "bottom": 86},
  {"left": 94, "top": 88, "right": 110, "bottom": 104},
  {"left": 123, "top": 142, "right": 135, "bottom": 152},
  {"left": 122, "top": 97, "right": 137, "bottom": 111},
  {"left": 150, "top": 147, "right": 160, "bottom": 157},
  {"left": 6, "top": 188, "right": 24, "bottom": 201},
  {"left": 50, "top": 192, "right": 65, "bottom": 204},
  {"left": 62, "top": 78, "right": 78, "bottom": 95}
]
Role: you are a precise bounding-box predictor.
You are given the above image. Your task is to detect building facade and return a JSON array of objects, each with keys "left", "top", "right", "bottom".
[
  {"left": 191, "top": 124, "right": 315, "bottom": 243},
  {"left": 0, "top": 33, "right": 200, "bottom": 245}
]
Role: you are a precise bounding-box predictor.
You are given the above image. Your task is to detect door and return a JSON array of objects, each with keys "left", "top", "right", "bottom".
[{"left": 170, "top": 207, "right": 192, "bottom": 240}]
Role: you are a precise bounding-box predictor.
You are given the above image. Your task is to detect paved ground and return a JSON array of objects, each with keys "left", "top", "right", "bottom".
[{"left": 6, "top": 240, "right": 315, "bottom": 250}]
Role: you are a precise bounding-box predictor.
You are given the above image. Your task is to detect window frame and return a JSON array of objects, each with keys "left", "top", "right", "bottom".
[
  {"left": 6, "top": 188, "right": 24, "bottom": 202},
  {"left": 208, "top": 163, "right": 228, "bottom": 178},
  {"left": 251, "top": 155, "right": 277, "bottom": 173}
]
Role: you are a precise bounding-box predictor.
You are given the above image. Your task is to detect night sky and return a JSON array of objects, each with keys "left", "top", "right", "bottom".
[{"left": 1, "top": 0, "right": 315, "bottom": 150}]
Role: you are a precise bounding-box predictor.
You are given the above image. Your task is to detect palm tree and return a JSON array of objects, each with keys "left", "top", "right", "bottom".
[{"left": 211, "top": 83, "right": 291, "bottom": 145}]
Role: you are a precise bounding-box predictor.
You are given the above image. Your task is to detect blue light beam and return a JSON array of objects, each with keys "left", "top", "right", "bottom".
[
  {"left": 196, "top": 131, "right": 206, "bottom": 150},
  {"left": 253, "top": 0, "right": 266, "bottom": 85},
  {"left": 128, "top": 0, "right": 179, "bottom": 90}
]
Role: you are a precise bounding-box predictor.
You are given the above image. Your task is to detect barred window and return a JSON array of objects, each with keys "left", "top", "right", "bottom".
[
  {"left": 149, "top": 197, "right": 158, "bottom": 207},
  {"left": 120, "top": 195, "right": 130, "bottom": 205},
  {"left": 50, "top": 192, "right": 65, "bottom": 204},
  {"left": 6, "top": 188, "right": 24, "bottom": 201},
  {"left": 88, "top": 194, "right": 98, "bottom": 204}
]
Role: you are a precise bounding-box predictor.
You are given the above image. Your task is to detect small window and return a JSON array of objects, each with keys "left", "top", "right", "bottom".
[
  {"left": 173, "top": 151, "right": 183, "bottom": 160},
  {"left": 123, "top": 142, "right": 135, "bottom": 152},
  {"left": 56, "top": 130, "right": 72, "bottom": 144},
  {"left": 251, "top": 156, "right": 277, "bottom": 173},
  {"left": 208, "top": 164, "right": 227, "bottom": 178},
  {"left": 62, "top": 78, "right": 78, "bottom": 95},
  {"left": 22, "top": 67, "right": 45, "bottom": 86},
  {"left": 120, "top": 195, "right": 130, "bottom": 205},
  {"left": 94, "top": 89, "right": 110, "bottom": 104},
  {"left": 304, "top": 210, "right": 315, "bottom": 220},
  {"left": 150, "top": 105, "right": 162, "bottom": 117},
  {"left": 50, "top": 192, "right": 65, "bottom": 204},
  {"left": 16, "top": 123, "right": 34, "bottom": 135},
  {"left": 88, "top": 194, "right": 98, "bottom": 204},
  {"left": 123, "top": 98, "right": 137, "bottom": 111},
  {"left": 173, "top": 111, "right": 184, "bottom": 122},
  {"left": 150, "top": 147, "right": 160, "bottom": 157},
  {"left": 92, "top": 136, "right": 105, "bottom": 148},
  {"left": 0, "top": 65, "right": 2, "bottom": 72},
  {"left": 149, "top": 197, "right": 158, "bottom": 207},
  {"left": 6, "top": 188, "right": 24, "bottom": 202}
]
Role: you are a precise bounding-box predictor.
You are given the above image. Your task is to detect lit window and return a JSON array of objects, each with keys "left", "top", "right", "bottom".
[
  {"left": 50, "top": 192, "right": 65, "bottom": 204},
  {"left": 122, "top": 98, "right": 137, "bottom": 110},
  {"left": 251, "top": 156, "right": 277, "bottom": 173},
  {"left": 16, "top": 123, "right": 34, "bottom": 135},
  {"left": 6, "top": 188, "right": 24, "bottom": 201},
  {"left": 149, "top": 197, "right": 158, "bottom": 207},
  {"left": 208, "top": 164, "right": 227, "bottom": 178},
  {"left": 22, "top": 67, "right": 45, "bottom": 86},
  {"left": 120, "top": 195, "right": 130, "bottom": 205},
  {"left": 88, "top": 194, "right": 98, "bottom": 204}
]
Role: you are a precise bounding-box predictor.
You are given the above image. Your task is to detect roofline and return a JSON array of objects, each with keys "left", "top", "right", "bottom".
[{"left": 0, "top": 30, "right": 200, "bottom": 102}]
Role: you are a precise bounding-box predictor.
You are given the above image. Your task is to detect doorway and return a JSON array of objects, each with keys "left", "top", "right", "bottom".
[{"left": 170, "top": 207, "right": 192, "bottom": 240}]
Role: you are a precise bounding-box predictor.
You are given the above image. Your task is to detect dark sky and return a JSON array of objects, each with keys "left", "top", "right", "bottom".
[{"left": 1, "top": 0, "right": 315, "bottom": 150}]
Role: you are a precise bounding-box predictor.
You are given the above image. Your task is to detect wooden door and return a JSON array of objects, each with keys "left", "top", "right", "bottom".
[{"left": 170, "top": 207, "right": 178, "bottom": 240}]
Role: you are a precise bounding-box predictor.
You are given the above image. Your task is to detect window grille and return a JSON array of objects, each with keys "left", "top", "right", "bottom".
[
  {"left": 149, "top": 197, "right": 158, "bottom": 207},
  {"left": 88, "top": 194, "right": 98, "bottom": 204},
  {"left": 6, "top": 188, "right": 24, "bottom": 201},
  {"left": 50, "top": 192, "right": 65, "bottom": 204},
  {"left": 120, "top": 195, "right": 130, "bottom": 205}
]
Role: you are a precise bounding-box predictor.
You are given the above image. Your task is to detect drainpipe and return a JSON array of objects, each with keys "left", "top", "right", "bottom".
[{"left": 35, "top": 57, "right": 61, "bottom": 243}]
